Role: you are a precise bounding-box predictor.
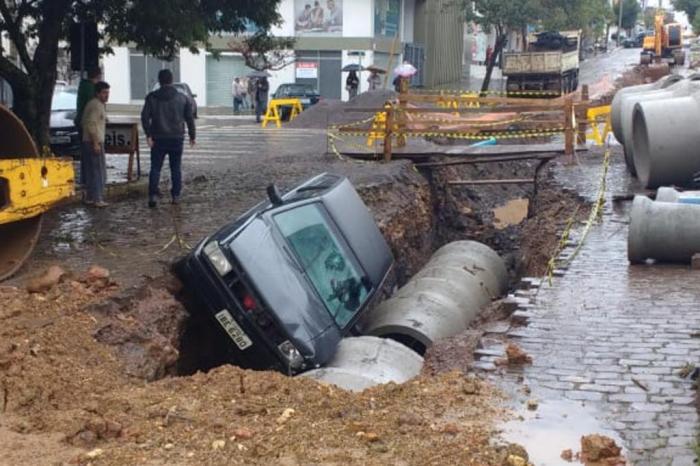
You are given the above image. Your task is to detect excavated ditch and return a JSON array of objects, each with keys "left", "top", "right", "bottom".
[{"left": 84, "top": 157, "right": 586, "bottom": 382}]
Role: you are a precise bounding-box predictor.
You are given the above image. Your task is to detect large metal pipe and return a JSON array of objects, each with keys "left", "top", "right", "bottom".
[
  {"left": 363, "top": 241, "right": 507, "bottom": 352},
  {"left": 611, "top": 74, "right": 683, "bottom": 143},
  {"left": 632, "top": 92, "right": 700, "bottom": 188},
  {"left": 301, "top": 336, "right": 423, "bottom": 391},
  {"left": 628, "top": 195, "right": 700, "bottom": 263}
]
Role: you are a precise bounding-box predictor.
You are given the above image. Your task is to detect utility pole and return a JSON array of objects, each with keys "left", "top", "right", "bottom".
[{"left": 618, "top": 0, "right": 625, "bottom": 47}]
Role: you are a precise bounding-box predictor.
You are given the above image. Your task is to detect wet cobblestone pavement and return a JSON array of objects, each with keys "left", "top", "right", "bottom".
[{"left": 499, "top": 149, "right": 700, "bottom": 465}]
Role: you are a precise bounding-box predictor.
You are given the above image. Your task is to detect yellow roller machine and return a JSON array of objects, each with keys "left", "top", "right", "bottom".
[{"left": 0, "top": 104, "right": 75, "bottom": 281}]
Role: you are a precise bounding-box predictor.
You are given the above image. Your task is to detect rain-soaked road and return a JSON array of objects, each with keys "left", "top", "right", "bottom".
[
  {"left": 491, "top": 151, "right": 700, "bottom": 465},
  {"left": 17, "top": 125, "right": 406, "bottom": 286}
]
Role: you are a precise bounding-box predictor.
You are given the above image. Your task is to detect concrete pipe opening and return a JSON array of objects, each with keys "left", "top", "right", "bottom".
[
  {"left": 0, "top": 105, "right": 42, "bottom": 281},
  {"left": 628, "top": 195, "right": 700, "bottom": 263},
  {"left": 611, "top": 74, "right": 684, "bottom": 142},
  {"left": 301, "top": 336, "right": 423, "bottom": 392},
  {"left": 363, "top": 241, "right": 507, "bottom": 354},
  {"left": 632, "top": 95, "right": 700, "bottom": 188}
]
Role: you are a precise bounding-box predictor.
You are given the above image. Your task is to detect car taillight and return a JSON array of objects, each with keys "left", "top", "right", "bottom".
[{"left": 242, "top": 294, "right": 256, "bottom": 311}]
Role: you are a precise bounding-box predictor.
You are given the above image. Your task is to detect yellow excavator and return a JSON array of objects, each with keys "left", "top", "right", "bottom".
[
  {"left": 0, "top": 104, "right": 75, "bottom": 281},
  {"left": 640, "top": 11, "right": 685, "bottom": 66}
]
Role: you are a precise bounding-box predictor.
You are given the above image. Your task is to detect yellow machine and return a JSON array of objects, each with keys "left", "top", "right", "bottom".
[
  {"left": 641, "top": 12, "right": 685, "bottom": 66},
  {"left": 0, "top": 104, "right": 75, "bottom": 281}
]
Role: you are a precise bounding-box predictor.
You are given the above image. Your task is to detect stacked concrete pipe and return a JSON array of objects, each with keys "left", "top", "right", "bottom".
[
  {"left": 655, "top": 187, "right": 700, "bottom": 203},
  {"left": 632, "top": 87, "right": 700, "bottom": 188},
  {"left": 302, "top": 336, "right": 424, "bottom": 392},
  {"left": 611, "top": 75, "right": 688, "bottom": 175},
  {"left": 628, "top": 195, "right": 700, "bottom": 263},
  {"left": 362, "top": 240, "right": 508, "bottom": 354}
]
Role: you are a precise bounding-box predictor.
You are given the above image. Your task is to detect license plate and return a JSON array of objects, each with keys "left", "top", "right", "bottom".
[
  {"left": 215, "top": 310, "right": 253, "bottom": 350},
  {"left": 300, "top": 98, "right": 311, "bottom": 105},
  {"left": 50, "top": 135, "right": 71, "bottom": 144}
]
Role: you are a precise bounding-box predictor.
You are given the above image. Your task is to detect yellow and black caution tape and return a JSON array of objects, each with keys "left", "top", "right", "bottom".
[
  {"left": 328, "top": 115, "right": 376, "bottom": 130},
  {"left": 545, "top": 149, "right": 610, "bottom": 285},
  {"left": 326, "top": 132, "right": 381, "bottom": 161},
  {"left": 408, "top": 114, "right": 527, "bottom": 128},
  {"left": 331, "top": 127, "right": 565, "bottom": 141},
  {"left": 413, "top": 89, "right": 562, "bottom": 97}
]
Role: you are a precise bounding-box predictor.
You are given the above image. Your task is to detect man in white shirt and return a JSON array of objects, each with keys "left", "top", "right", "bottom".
[{"left": 232, "top": 77, "right": 245, "bottom": 114}]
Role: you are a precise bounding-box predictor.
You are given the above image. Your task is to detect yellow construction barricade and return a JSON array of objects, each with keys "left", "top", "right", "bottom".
[
  {"left": 261, "top": 98, "right": 304, "bottom": 128},
  {"left": 586, "top": 105, "right": 612, "bottom": 146}
]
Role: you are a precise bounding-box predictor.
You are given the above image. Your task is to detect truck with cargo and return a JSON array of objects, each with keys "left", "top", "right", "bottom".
[{"left": 502, "top": 30, "right": 581, "bottom": 96}]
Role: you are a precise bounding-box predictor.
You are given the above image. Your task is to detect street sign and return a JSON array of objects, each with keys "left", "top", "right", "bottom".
[{"left": 104, "top": 122, "right": 141, "bottom": 182}]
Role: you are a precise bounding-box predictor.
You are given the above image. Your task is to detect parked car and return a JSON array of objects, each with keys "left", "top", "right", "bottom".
[
  {"left": 151, "top": 82, "right": 198, "bottom": 119},
  {"left": 49, "top": 86, "right": 81, "bottom": 158},
  {"left": 175, "top": 173, "right": 394, "bottom": 375},
  {"left": 272, "top": 83, "right": 321, "bottom": 120},
  {"left": 623, "top": 33, "right": 646, "bottom": 48}
]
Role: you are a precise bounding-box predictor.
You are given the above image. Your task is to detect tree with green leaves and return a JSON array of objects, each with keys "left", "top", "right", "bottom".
[
  {"left": 461, "top": 0, "right": 540, "bottom": 92},
  {"left": 672, "top": 0, "right": 700, "bottom": 23},
  {"left": 0, "top": 0, "right": 287, "bottom": 148},
  {"left": 620, "top": 0, "right": 642, "bottom": 31}
]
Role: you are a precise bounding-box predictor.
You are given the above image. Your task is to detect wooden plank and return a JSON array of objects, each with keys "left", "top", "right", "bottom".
[
  {"left": 449, "top": 178, "right": 536, "bottom": 185},
  {"left": 415, "top": 153, "right": 556, "bottom": 168}
]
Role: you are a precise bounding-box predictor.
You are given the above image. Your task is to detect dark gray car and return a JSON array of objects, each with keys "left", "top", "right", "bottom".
[{"left": 175, "top": 173, "right": 394, "bottom": 374}]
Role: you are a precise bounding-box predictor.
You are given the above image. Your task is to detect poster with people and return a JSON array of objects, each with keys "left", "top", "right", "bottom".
[{"left": 294, "top": 0, "right": 343, "bottom": 36}]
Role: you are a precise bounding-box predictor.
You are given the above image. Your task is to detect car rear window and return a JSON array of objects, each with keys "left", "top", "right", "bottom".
[{"left": 274, "top": 203, "right": 368, "bottom": 328}]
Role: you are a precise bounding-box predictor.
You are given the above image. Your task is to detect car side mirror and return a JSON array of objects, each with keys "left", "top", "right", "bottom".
[
  {"left": 192, "top": 93, "right": 197, "bottom": 98},
  {"left": 267, "top": 184, "right": 284, "bottom": 206}
]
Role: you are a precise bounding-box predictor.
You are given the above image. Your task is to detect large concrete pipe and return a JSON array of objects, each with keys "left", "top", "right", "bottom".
[
  {"left": 302, "top": 336, "right": 423, "bottom": 391},
  {"left": 363, "top": 241, "right": 507, "bottom": 353},
  {"left": 655, "top": 187, "right": 700, "bottom": 203},
  {"left": 617, "top": 77, "right": 697, "bottom": 175},
  {"left": 628, "top": 195, "right": 700, "bottom": 263},
  {"left": 611, "top": 74, "right": 683, "bottom": 143},
  {"left": 632, "top": 92, "right": 700, "bottom": 188}
]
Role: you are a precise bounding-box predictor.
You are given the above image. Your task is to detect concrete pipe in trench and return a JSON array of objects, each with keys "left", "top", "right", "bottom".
[
  {"left": 363, "top": 240, "right": 507, "bottom": 353},
  {"left": 632, "top": 91, "right": 700, "bottom": 188},
  {"left": 301, "top": 336, "right": 423, "bottom": 392},
  {"left": 611, "top": 74, "right": 683, "bottom": 143},
  {"left": 617, "top": 77, "right": 697, "bottom": 175},
  {"left": 628, "top": 195, "right": 700, "bottom": 263}
]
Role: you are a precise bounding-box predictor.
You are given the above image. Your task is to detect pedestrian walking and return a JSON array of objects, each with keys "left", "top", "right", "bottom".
[
  {"left": 141, "top": 69, "right": 196, "bottom": 208},
  {"left": 346, "top": 70, "right": 359, "bottom": 99},
  {"left": 232, "top": 77, "right": 245, "bottom": 114},
  {"left": 367, "top": 70, "right": 381, "bottom": 91},
  {"left": 241, "top": 77, "right": 249, "bottom": 110},
  {"left": 74, "top": 67, "right": 102, "bottom": 185},
  {"left": 80, "top": 81, "right": 110, "bottom": 208},
  {"left": 255, "top": 76, "right": 269, "bottom": 123}
]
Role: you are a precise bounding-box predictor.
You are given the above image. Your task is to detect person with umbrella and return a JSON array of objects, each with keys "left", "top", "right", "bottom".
[
  {"left": 367, "top": 67, "right": 383, "bottom": 91},
  {"left": 346, "top": 70, "right": 359, "bottom": 99}
]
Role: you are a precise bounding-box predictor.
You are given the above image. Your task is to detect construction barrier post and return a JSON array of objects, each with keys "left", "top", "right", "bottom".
[
  {"left": 383, "top": 103, "right": 393, "bottom": 162},
  {"left": 397, "top": 82, "right": 408, "bottom": 147},
  {"left": 576, "top": 84, "right": 589, "bottom": 146},
  {"left": 564, "top": 96, "right": 575, "bottom": 158}
]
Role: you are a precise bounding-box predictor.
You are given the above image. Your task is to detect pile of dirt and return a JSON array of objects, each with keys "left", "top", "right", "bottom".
[
  {"left": 288, "top": 90, "right": 396, "bottom": 129},
  {"left": 0, "top": 275, "right": 514, "bottom": 465}
]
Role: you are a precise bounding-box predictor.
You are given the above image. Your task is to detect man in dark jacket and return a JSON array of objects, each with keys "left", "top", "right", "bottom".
[
  {"left": 141, "top": 69, "right": 196, "bottom": 208},
  {"left": 255, "top": 77, "right": 269, "bottom": 123}
]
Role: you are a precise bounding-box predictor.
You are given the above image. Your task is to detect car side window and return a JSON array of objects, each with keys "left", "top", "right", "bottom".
[{"left": 275, "top": 203, "right": 368, "bottom": 328}]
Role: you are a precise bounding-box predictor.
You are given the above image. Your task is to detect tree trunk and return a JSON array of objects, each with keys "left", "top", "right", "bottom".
[{"left": 481, "top": 33, "right": 505, "bottom": 94}]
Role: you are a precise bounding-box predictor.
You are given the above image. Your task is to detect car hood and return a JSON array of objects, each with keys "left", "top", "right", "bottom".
[
  {"left": 51, "top": 110, "right": 77, "bottom": 129},
  {"left": 229, "top": 217, "right": 341, "bottom": 364}
]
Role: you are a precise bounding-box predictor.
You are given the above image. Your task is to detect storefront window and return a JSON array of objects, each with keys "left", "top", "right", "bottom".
[{"left": 374, "top": 0, "right": 401, "bottom": 37}]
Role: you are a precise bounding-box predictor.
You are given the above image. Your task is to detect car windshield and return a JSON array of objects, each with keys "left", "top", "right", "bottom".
[
  {"left": 275, "top": 203, "right": 368, "bottom": 328},
  {"left": 278, "top": 85, "right": 315, "bottom": 96},
  {"left": 52, "top": 88, "right": 77, "bottom": 111}
]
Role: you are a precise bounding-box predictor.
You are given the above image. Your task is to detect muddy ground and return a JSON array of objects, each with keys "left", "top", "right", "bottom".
[{"left": 2, "top": 62, "right": 656, "bottom": 464}]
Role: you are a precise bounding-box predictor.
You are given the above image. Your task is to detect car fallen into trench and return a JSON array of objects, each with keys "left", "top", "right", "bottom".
[{"left": 175, "top": 173, "right": 394, "bottom": 375}]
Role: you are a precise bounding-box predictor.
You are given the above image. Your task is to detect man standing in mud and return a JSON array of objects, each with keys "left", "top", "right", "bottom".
[{"left": 141, "top": 69, "right": 196, "bottom": 208}]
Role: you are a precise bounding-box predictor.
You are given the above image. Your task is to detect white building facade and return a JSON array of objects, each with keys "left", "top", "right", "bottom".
[{"left": 104, "top": 0, "right": 421, "bottom": 107}]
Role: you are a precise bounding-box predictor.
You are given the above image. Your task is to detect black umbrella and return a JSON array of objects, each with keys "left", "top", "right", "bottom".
[
  {"left": 247, "top": 70, "right": 271, "bottom": 78},
  {"left": 342, "top": 64, "right": 364, "bottom": 72}
]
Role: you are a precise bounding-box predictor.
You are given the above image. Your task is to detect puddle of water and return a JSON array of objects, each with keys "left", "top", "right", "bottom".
[
  {"left": 493, "top": 198, "right": 529, "bottom": 230},
  {"left": 500, "top": 399, "right": 625, "bottom": 466},
  {"left": 50, "top": 208, "right": 93, "bottom": 252}
]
